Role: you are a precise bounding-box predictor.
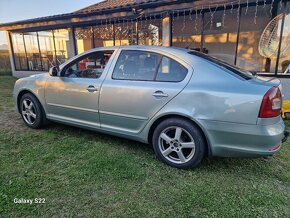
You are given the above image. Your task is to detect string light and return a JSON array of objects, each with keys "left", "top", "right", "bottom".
[
  {"left": 280, "top": 0, "right": 283, "bottom": 11},
  {"left": 209, "top": 7, "right": 213, "bottom": 30},
  {"left": 86, "top": 0, "right": 270, "bottom": 45},
  {"left": 210, "top": 5, "right": 218, "bottom": 30},
  {"left": 182, "top": 10, "right": 186, "bottom": 32},
  {"left": 270, "top": 0, "right": 275, "bottom": 17},
  {"left": 237, "top": 0, "right": 240, "bottom": 24},
  {"left": 144, "top": 14, "right": 147, "bottom": 28},
  {"left": 189, "top": 9, "right": 193, "bottom": 20},
  {"left": 245, "top": 0, "right": 249, "bottom": 15},
  {"left": 254, "top": 0, "right": 258, "bottom": 24},
  {"left": 223, "top": 4, "right": 226, "bottom": 27},
  {"left": 195, "top": 8, "right": 198, "bottom": 32}
]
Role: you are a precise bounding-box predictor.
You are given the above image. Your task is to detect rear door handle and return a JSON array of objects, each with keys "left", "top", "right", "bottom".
[
  {"left": 87, "top": 85, "right": 98, "bottom": 92},
  {"left": 153, "top": 91, "right": 168, "bottom": 98}
]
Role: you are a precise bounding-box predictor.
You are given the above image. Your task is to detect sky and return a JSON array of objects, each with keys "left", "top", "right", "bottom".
[{"left": 0, "top": 0, "right": 103, "bottom": 45}]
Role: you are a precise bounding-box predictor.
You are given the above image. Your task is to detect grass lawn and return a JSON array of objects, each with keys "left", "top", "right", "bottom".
[{"left": 0, "top": 75, "right": 290, "bottom": 217}]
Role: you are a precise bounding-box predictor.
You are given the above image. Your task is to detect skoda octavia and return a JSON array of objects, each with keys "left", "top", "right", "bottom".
[{"left": 13, "top": 46, "right": 288, "bottom": 168}]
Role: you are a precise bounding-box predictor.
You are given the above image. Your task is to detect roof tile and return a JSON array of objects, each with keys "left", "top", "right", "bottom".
[{"left": 77, "top": 0, "right": 161, "bottom": 13}]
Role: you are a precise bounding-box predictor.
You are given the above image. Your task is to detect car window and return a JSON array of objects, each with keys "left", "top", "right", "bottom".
[
  {"left": 63, "top": 50, "right": 113, "bottom": 79},
  {"left": 112, "top": 50, "right": 161, "bottom": 81},
  {"left": 188, "top": 51, "right": 253, "bottom": 80},
  {"left": 156, "top": 56, "right": 188, "bottom": 82}
]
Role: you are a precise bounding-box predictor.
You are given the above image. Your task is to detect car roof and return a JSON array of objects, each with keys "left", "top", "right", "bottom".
[{"left": 75, "top": 45, "right": 196, "bottom": 65}]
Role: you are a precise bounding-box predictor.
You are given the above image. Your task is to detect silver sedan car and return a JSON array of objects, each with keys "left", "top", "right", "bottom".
[{"left": 13, "top": 46, "right": 288, "bottom": 168}]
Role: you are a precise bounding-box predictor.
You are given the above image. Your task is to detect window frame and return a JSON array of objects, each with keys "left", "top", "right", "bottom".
[
  {"left": 111, "top": 50, "right": 188, "bottom": 83},
  {"left": 60, "top": 49, "right": 115, "bottom": 79}
]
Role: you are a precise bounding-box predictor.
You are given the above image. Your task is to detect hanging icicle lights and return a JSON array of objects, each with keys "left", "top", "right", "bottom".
[{"left": 93, "top": 0, "right": 286, "bottom": 39}]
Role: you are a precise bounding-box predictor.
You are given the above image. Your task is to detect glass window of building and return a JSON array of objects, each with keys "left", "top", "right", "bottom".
[
  {"left": 203, "top": 8, "right": 239, "bottom": 65},
  {"left": 75, "top": 27, "right": 94, "bottom": 54},
  {"left": 93, "top": 24, "right": 114, "bottom": 47},
  {"left": 38, "top": 31, "right": 56, "bottom": 71},
  {"left": 138, "top": 18, "right": 162, "bottom": 46},
  {"left": 23, "top": 32, "right": 42, "bottom": 71},
  {"left": 172, "top": 11, "right": 202, "bottom": 51},
  {"left": 115, "top": 21, "right": 138, "bottom": 46},
  {"left": 54, "top": 29, "right": 72, "bottom": 65},
  {"left": 11, "top": 33, "right": 28, "bottom": 70},
  {"left": 277, "top": 3, "right": 290, "bottom": 75},
  {"left": 237, "top": 5, "right": 274, "bottom": 73}
]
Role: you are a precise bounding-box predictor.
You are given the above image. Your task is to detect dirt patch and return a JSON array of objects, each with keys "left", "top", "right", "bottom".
[{"left": 0, "top": 107, "right": 29, "bottom": 132}]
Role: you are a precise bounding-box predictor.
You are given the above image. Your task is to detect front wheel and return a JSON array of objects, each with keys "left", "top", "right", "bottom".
[
  {"left": 152, "top": 118, "right": 206, "bottom": 169},
  {"left": 20, "top": 93, "right": 47, "bottom": 129}
]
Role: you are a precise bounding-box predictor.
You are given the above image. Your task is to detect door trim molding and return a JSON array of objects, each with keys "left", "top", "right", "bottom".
[
  {"left": 99, "top": 110, "right": 148, "bottom": 120},
  {"left": 47, "top": 103, "right": 99, "bottom": 113}
]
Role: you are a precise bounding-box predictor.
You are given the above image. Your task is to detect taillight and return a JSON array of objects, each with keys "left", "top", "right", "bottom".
[{"left": 258, "top": 87, "right": 282, "bottom": 118}]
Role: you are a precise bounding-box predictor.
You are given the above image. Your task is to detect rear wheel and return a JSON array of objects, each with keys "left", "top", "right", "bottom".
[
  {"left": 152, "top": 118, "right": 205, "bottom": 169},
  {"left": 20, "top": 93, "right": 47, "bottom": 129}
]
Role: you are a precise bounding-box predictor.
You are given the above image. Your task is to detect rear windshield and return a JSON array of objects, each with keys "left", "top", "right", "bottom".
[{"left": 188, "top": 51, "right": 253, "bottom": 80}]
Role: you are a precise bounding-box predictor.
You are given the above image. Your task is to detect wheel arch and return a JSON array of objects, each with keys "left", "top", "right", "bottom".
[
  {"left": 148, "top": 114, "right": 212, "bottom": 157},
  {"left": 17, "top": 89, "right": 43, "bottom": 113}
]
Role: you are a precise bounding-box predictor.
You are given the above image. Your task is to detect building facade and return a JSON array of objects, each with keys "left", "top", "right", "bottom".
[{"left": 0, "top": 0, "right": 289, "bottom": 79}]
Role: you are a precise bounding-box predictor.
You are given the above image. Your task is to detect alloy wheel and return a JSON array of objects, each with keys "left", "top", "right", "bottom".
[
  {"left": 21, "top": 99, "right": 37, "bottom": 125},
  {"left": 158, "top": 126, "right": 196, "bottom": 164}
]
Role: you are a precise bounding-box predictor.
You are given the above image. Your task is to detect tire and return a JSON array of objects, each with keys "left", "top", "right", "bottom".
[
  {"left": 19, "top": 93, "right": 47, "bottom": 129},
  {"left": 152, "top": 118, "right": 205, "bottom": 169}
]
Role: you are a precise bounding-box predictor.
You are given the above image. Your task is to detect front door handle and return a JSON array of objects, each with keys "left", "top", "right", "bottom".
[
  {"left": 87, "top": 85, "right": 98, "bottom": 92},
  {"left": 153, "top": 91, "right": 168, "bottom": 98}
]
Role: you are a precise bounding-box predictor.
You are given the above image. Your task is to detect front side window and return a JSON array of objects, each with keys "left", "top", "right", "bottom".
[
  {"left": 62, "top": 50, "right": 113, "bottom": 79},
  {"left": 112, "top": 50, "right": 188, "bottom": 82}
]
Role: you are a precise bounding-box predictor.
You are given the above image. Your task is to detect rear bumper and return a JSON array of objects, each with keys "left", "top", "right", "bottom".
[{"left": 199, "top": 119, "right": 285, "bottom": 157}]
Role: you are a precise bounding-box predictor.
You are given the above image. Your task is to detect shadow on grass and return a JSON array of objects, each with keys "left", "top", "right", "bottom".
[
  {"left": 45, "top": 121, "right": 153, "bottom": 153},
  {"left": 38, "top": 121, "right": 271, "bottom": 173}
]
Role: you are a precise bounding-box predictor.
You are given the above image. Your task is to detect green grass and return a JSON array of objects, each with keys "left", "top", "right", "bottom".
[
  {"left": 0, "top": 69, "right": 12, "bottom": 76},
  {"left": 0, "top": 76, "right": 17, "bottom": 111},
  {"left": 0, "top": 76, "right": 290, "bottom": 217}
]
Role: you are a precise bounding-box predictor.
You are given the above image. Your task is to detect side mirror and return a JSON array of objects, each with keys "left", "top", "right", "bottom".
[{"left": 49, "top": 66, "right": 59, "bottom": 77}]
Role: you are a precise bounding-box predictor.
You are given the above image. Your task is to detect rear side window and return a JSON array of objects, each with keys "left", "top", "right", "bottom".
[
  {"left": 112, "top": 50, "right": 161, "bottom": 81},
  {"left": 112, "top": 50, "right": 188, "bottom": 82},
  {"left": 188, "top": 51, "right": 253, "bottom": 80},
  {"left": 156, "top": 56, "right": 188, "bottom": 82}
]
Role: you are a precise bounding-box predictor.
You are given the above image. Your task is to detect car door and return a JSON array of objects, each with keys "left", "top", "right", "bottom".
[
  {"left": 99, "top": 49, "right": 193, "bottom": 134},
  {"left": 45, "top": 49, "right": 116, "bottom": 128}
]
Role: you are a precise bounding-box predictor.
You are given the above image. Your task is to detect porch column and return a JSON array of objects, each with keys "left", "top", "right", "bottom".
[
  {"left": 6, "top": 31, "right": 16, "bottom": 77},
  {"left": 68, "top": 28, "right": 77, "bottom": 57},
  {"left": 162, "top": 15, "right": 171, "bottom": 47}
]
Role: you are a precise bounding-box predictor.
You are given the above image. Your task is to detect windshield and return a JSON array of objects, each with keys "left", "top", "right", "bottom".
[{"left": 188, "top": 51, "right": 253, "bottom": 80}]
